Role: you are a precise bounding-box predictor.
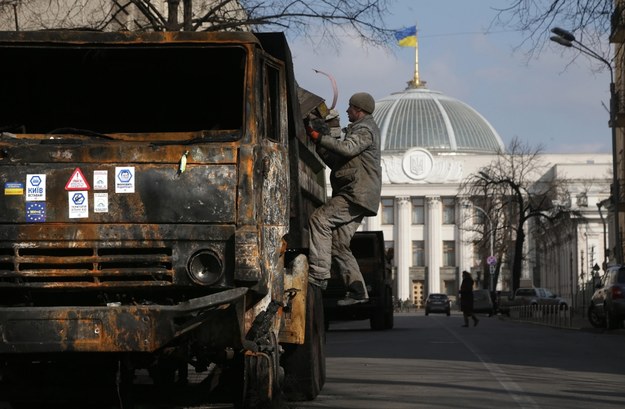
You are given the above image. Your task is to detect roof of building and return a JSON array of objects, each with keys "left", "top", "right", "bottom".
[{"left": 373, "top": 85, "right": 505, "bottom": 154}]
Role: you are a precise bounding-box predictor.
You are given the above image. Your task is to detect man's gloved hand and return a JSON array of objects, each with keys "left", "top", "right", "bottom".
[
  {"left": 306, "top": 118, "right": 330, "bottom": 143},
  {"left": 306, "top": 125, "right": 321, "bottom": 143}
]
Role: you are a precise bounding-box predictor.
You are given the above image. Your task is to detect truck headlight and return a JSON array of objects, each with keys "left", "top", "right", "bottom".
[{"left": 187, "top": 249, "right": 223, "bottom": 285}]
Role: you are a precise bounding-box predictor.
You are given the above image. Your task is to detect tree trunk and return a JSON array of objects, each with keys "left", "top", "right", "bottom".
[
  {"left": 512, "top": 221, "right": 525, "bottom": 291},
  {"left": 167, "top": 0, "right": 181, "bottom": 30},
  {"left": 183, "top": 0, "right": 192, "bottom": 31}
]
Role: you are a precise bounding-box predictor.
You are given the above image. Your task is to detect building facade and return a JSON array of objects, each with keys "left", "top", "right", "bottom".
[{"left": 346, "top": 84, "right": 612, "bottom": 309}]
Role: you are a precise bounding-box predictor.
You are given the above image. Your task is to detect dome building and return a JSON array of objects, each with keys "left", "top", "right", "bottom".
[
  {"left": 348, "top": 57, "right": 611, "bottom": 308},
  {"left": 375, "top": 87, "right": 504, "bottom": 154}
]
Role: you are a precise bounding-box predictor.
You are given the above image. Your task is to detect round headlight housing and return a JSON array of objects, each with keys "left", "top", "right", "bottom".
[{"left": 187, "top": 250, "right": 223, "bottom": 285}]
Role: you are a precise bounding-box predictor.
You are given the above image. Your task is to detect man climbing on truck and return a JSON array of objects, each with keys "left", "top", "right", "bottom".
[{"left": 306, "top": 92, "right": 382, "bottom": 306}]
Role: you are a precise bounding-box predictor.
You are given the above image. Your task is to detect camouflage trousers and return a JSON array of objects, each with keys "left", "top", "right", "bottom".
[{"left": 308, "top": 195, "right": 369, "bottom": 298}]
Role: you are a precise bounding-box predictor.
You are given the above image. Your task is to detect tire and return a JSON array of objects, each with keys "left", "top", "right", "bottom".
[
  {"left": 588, "top": 304, "right": 605, "bottom": 328},
  {"left": 370, "top": 310, "right": 386, "bottom": 330},
  {"left": 371, "top": 287, "right": 394, "bottom": 331},
  {"left": 425, "top": 310, "right": 429, "bottom": 316},
  {"left": 384, "top": 301, "right": 394, "bottom": 330},
  {"left": 281, "top": 283, "right": 326, "bottom": 401}
]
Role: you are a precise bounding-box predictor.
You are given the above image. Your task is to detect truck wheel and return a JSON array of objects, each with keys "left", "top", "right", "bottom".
[
  {"left": 281, "top": 283, "right": 326, "bottom": 401},
  {"left": 370, "top": 310, "right": 385, "bottom": 330},
  {"left": 384, "top": 307, "right": 394, "bottom": 329},
  {"left": 384, "top": 287, "right": 394, "bottom": 329}
]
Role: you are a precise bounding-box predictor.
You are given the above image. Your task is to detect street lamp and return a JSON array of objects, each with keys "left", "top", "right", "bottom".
[
  {"left": 465, "top": 202, "right": 496, "bottom": 290},
  {"left": 550, "top": 27, "right": 621, "bottom": 265}
]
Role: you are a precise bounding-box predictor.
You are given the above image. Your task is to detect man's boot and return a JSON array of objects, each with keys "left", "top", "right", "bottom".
[{"left": 337, "top": 281, "right": 369, "bottom": 306}]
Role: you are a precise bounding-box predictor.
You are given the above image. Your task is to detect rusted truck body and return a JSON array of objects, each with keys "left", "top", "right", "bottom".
[{"left": 0, "top": 30, "right": 326, "bottom": 407}]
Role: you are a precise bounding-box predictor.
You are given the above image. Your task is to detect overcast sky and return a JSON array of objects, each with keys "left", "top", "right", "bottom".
[{"left": 287, "top": 0, "right": 612, "bottom": 154}]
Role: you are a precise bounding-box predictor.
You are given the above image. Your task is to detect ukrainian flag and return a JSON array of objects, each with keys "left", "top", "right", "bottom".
[{"left": 395, "top": 26, "right": 417, "bottom": 47}]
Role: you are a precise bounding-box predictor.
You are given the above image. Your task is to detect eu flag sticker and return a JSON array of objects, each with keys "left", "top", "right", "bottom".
[{"left": 26, "top": 202, "right": 46, "bottom": 222}]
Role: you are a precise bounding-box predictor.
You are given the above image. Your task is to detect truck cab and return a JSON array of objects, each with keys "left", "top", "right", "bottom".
[{"left": 0, "top": 30, "right": 326, "bottom": 407}]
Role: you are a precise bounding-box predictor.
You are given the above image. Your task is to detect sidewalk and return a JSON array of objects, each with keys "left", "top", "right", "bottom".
[
  {"left": 397, "top": 307, "right": 625, "bottom": 334},
  {"left": 499, "top": 307, "right": 625, "bottom": 335}
]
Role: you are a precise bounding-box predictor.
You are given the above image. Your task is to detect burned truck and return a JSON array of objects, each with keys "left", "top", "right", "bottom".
[
  {"left": 323, "top": 231, "right": 394, "bottom": 330},
  {"left": 0, "top": 30, "right": 327, "bottom": 407}
]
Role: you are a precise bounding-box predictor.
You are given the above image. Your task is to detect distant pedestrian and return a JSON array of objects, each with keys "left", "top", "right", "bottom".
[{"left": 460, "top": 270, "right": 479, "bottom": 327}]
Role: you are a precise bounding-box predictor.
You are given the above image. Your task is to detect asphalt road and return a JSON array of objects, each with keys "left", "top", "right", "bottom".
[
  {"left": 1, "top": 311, "right": 624, "bottom": 409},
  {"left": 289, "top": 311, "right": 625, "bottom": 409}
]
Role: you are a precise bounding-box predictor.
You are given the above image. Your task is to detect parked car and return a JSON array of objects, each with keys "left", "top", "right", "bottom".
[
  {"left": 425, "top": 293, "right": 451, "bottom": 316},
  {"left": 588, "top": 265, "right": 625, "bottom": 329},
  {"left": 498, "top": 287, "right": 568, "bottom": 315},
  {"left": 473, "top": 289, "right": 494, "bottom": 316}
]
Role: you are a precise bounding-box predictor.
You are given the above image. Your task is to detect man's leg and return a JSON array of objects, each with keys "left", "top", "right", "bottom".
[
  {"left": 331, "top": 214, "right": 368, "bottom": 302},
  {"left": 308, "top": 196, "right": 362, "bottom": 287}
]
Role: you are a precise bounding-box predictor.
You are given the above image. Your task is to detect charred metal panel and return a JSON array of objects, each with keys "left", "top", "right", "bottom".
[
  {"left": 0, "top": 164, "right": 236, "bottom": 224},
  {"left": 0, "top": 142, "right": 238, "bottom": 164},
  {"left": 0, "top": 224, "right": 234, "bottom": 290},
  {"left": 0, "top": 288, "right": 248, "bottom": 353}
]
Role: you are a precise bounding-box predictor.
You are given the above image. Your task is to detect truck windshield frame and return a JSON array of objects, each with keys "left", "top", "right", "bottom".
[{"left": 0, "top": 43, "right": 247, "bottom": 140}]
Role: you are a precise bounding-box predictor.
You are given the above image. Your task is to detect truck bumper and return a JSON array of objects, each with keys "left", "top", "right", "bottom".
[{"left": 0, "top": 288, "right": 247, "bottom": 354}]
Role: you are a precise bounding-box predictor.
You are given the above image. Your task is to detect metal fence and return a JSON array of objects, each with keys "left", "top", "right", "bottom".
[{"left": 507, "top": 305, "right": 577, "bottom": 328}]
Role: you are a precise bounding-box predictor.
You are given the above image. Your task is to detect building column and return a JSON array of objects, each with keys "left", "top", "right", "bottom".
[
  {"left": 396, "top": 196, "right": 411, "bottom": 301},
  {"left": 364, "top": 202, "right": 381, "bottom": 231},
  {"left": 426, "top": 196, "right": 441, "bottom": 294}
]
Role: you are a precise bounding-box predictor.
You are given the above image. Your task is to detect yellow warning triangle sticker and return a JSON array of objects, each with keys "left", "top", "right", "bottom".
[{"left": 65, "top": 168, "right": 91, "bottom": 191}]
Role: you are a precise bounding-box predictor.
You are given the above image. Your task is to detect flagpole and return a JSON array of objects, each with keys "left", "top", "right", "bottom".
[{"left": 414, "top": 22, "right": 420, "bottom": 87}]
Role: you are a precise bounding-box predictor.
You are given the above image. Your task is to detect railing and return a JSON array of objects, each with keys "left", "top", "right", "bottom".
[{"left": 507, "top": 305, "right": 575, "bottom": 328}]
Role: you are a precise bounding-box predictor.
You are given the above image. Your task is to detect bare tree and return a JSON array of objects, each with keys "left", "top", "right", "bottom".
[
  {"left": 493, "top": 0, "right": 613, "bottom": 64},
  {"left": 460, "top": 137, "right": 579, "bottom": 292},
  {"left": 0, "top": 0, "right": 395, "bottom": 47}
]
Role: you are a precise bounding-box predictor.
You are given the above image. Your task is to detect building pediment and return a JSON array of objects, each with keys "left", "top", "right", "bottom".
[{"left": 382, "top": 148, "right": 464, "bottom": 184}]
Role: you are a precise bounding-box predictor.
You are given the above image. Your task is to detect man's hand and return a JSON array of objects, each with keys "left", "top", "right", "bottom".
[
  {"left": 306, "top": 118, "right": 330, "bottom": 143},
  {"left": 306, "top": 125, "right": 321, "bottom": 143}
]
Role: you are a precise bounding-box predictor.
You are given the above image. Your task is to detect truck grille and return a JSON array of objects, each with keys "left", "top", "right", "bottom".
[{"left": 0, "top": 245, "right": 174, "bottom": 287}]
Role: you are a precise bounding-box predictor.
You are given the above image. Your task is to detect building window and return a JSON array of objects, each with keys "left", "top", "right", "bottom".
[
  {"left": 381, "top": 198, "right": 394, "bottom": 225},
  {"left": 443, "top": 240, "right": 456, "bottom": 267},
  {"left": 442, "top": 197, "right": 455, "bottom": 224},
  {"left": 385, "top": 241, "right": 395, "bottom": 265},
  {"left": 412, "top": 240, "right": 425, "bottom": 266},
  {"left": 472, "top": 208, "right": 486, "bottom": 225},
  {"left": 412, "top": 197, "right": 425, "bottom": 224}
]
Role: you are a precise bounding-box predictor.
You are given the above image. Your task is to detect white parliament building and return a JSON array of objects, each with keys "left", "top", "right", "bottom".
[{"left": 346, "top": 80, "right": 612, "bottom": 309}]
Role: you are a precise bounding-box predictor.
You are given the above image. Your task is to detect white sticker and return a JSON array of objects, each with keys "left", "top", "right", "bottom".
[
  {"left": 94, "top": 193, "right": 109, "bottom": 213},
  {"left": 68, "top": 191, "right": 89, "bottom": 218},
  {"left": 115, "top": 167, "right": 135, "bottom": 193},
  {"left": 26, "top": 174, "right": 46, "bottom": 201},
  {"left": 93, "top": 170, "right": 108, "bottom": 190}
]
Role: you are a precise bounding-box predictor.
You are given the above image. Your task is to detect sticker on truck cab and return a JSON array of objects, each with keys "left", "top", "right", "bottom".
[
  {"left": 93, "top": 170, "right": 108, "bottom": 190},
  {"left": 65, "top": 168, "right": 91, "bottom": 191},
  {"left": 26, "top": 202, "right": 46, "bottom": 222},
  {"left": 68, "top": 191, "right": 89, "bottom": 218},
  {"left": 4, "top": 182, "right": 24, "bottom": 195},
  {"left": 115, "top": 167, "right": 135, "bottom": 193},
  {"left": 26, "top": 174, "right": 46, "bottom": 201}
]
